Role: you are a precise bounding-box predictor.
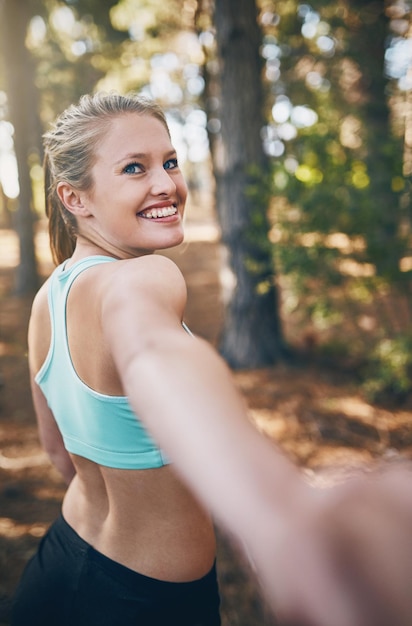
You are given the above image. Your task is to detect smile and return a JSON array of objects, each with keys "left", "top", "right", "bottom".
[{"left": 139, "top": 206, "right": 178, "bottom": 219}]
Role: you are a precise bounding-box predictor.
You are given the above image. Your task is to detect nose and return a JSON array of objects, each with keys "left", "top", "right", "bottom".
[{"left": 150, "top": 166, "right": 177, "bottom": 196}]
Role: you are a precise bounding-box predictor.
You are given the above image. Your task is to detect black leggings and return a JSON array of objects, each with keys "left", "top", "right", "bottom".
[{"left": 12, "top": 514, "right": 221, "bottom": 626}]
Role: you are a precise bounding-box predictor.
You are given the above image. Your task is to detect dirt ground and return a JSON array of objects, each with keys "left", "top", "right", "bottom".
[{"left": 1, "top": 213, "right": 412, "bottom": 625}]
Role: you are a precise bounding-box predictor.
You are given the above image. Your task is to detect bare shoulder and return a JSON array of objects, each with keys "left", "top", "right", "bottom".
[
  {"left": 29, "top": 277, "right": 52, "bottom": 334},
  {"left": 98, "top": 254, "right": 188, "bottom": 333},
  {"left": 103, "top": 254, "right": 187, "bottom": 310},
  {"left": 110, "top": 254, "right": 185, "bottom": 287},
  {"left": 30, "top": 277, "right": 50, "bottom": 317},
  {"left": 28, "top": 278, "right": 52, "bottom": 372}
]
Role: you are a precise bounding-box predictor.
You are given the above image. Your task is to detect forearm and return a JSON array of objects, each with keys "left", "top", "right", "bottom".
[
  {"left": 46, "top": 447, "right": 76, "bottom": 485},
  {"left": 120, "top": 333, "right": 309, "bottom": 553}
]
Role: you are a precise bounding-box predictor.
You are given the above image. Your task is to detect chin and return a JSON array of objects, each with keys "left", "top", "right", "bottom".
[
  {"left": 157, "top": 240, "right": 184, "bottom": 251},
  {"left": 159, "top": 232, "right": 185, "bottom": 250}
]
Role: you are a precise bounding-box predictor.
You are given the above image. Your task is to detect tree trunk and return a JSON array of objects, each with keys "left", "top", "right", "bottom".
[
  {"left": 211, "top": 0, "right": 285, "bottom": 368},
  {"left": 1, "top": 0, "right": 39, "bottom": 294},
  {"left": 348, "top": 0, "right": 404, "bottom": 279}
]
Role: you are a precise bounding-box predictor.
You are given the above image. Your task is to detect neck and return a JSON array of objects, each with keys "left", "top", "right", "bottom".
[{"left": 68, "top": 234, "right": 156, "bottom": 266}]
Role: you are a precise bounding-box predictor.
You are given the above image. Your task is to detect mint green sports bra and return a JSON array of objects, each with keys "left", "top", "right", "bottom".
[{"left": 35, "top": 256, "right": 176, "bottom": 469}]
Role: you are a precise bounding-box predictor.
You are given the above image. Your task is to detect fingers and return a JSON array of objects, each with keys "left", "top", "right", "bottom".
[
  {"left": 257, "top": 512, "right": 366, "bottom": 626},
  {"left": 334, "top": 468, "right": 412, "bottom": 625},
  {"left": 274, "top": 535, "right": 364, "bottom": 626},
  {"left": 259, "top": 465, "right": 412, "bottom": 626},
  {"left": 314, "top": 466, "right": 412, "bottom": 626}
]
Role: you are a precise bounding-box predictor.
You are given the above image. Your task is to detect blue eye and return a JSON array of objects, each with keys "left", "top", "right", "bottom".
[
  {"left": 164, "top": 158, "right": 179, "bottom": 170},
  {"left": 123, "top": 162, "right": 143, "bottom": 174}
]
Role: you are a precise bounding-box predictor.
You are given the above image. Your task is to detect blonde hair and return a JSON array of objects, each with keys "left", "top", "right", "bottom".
[{"left": 43, "top": 92, "right": 170, "bottom": 265}]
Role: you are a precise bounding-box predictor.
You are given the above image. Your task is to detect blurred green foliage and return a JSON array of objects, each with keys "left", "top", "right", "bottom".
[{"left": 2, "top": 0, "right": 412, "bottom": 393}]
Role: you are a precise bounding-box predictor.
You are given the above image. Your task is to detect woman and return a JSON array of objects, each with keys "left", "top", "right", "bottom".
[{"left": 11, "top": 92, "right": 412, "bottom": 626}]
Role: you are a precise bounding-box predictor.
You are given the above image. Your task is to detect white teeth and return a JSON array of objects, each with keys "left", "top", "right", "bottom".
[{"left": 141, "top": 206, "right": 177, "bottom": 219}]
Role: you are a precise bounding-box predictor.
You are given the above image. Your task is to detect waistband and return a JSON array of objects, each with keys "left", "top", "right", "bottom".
[{"left": 54, "top": 513, "right": 218, "bottom": 594}]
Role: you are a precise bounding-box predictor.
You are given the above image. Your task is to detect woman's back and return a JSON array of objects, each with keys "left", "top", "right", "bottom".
[{"left": 28, "top": 257, "right": 216, "bottom": 583}]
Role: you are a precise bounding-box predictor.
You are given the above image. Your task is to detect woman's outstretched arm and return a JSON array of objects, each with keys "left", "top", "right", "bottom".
[{"left": 101, "top": 254, "right": 412, "bottom": 626}]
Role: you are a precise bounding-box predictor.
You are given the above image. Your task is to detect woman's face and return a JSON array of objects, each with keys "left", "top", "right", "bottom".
[{"left": 79, "top": 113, "right": 188, "bottom": 258}]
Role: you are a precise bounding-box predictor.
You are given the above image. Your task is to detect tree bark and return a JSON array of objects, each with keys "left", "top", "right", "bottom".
[
  {"left": 347, "top": 0, "right": 404, "bottom": 279},
  {"left": 1, "top": 0, "right": 39, "bottom": 294},
  {"left": 211, "top": 0, "right": 285, "bottom": 368}
]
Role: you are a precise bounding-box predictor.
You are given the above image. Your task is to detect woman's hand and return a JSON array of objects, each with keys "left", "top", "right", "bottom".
[{"left": 254, "top": 464, "right": 412, "bottom": 626}]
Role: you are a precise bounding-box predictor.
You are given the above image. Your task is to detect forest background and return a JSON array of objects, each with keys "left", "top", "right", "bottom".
[
  {"left": 1, "top": 1, "right": 412, "bottom": 624},
  {"left": 2, "top": 0, "right": 412, "bottom": 392}
]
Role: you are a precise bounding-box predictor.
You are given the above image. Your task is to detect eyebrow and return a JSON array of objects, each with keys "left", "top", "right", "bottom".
[{"left": 115, "top": 150, "right": 177, "bottom": 165}]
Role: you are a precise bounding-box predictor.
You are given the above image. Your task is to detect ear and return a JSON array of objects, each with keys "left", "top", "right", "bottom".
[{"left": 56, "top": 182, "right": 92, "bottom": 217}]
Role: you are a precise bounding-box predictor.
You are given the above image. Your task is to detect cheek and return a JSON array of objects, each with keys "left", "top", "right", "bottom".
[{"left": 179, "top": 179, "right": 188, "bottom": 203}]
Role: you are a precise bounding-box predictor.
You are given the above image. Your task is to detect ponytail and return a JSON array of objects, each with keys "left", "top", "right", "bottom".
[{"left": 43, "top": 153, "right": 77, "bottom": 265}]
